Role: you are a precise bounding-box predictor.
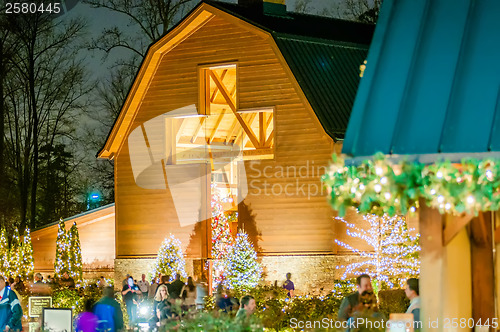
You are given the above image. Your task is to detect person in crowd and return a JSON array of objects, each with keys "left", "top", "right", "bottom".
[
  {"left": 138, "top": 274, "right": 149, "bottom": 298},
  {"left": 97, "top": 276, "right": 108, "bottom": 288},
  {"left": 235, "top": 295, "right": 256, "bottom": 320},
  {"left": 405, "top": 278, "right": 421, "bottom": 324},
  {"left": 93, "top": 286, "right": 124, "bottom": 332},
  {"left": 337, "top": 274, "right": 373, "bottom": 321},
  {"left": 32, "top": 273, "right": 50, "bottom": 295},
  {"left": 60, "top": 271, "right": 76, "bottom": 289},
  {"left": 346, "top": 291, "right": 384, "bottom": 332},
  {"left": 0, "top": 276, "right": 23, "bottom": 332},
  {"left": 181, "top": 277, "right": 197, "bottom": 311},
  {"left": 122, "top": 274, "right": 130, "bottom": 288},
  {"left": 121, "top": 276, "right": 141, "bottom": 328},
  {"left": 148, "top": 275, "right": 160, "bottom": 300},
  {"left": 34, "top": 273, "right": 43, "bottom": 284},
  {"left": 168, "top": 274, "right": 185, "bottom": 300},
  {"left": 45, "top": 275, "right": 54, "bottom": 284},
  {"left": 10, "top": 277, "right": 24, "bottom": 295},
  {"left": 75, "top": 299, "right": 98, "bottom": 332},
  {"left": 215, "top": 285, "right": 238, "bottom": 313},
  {"left": 282, "top": 272, "right": 295, "bottom": 298},
  {"left": 154, "top": 275, "right": 171, "bottom": 298},
  {"left": 195, "top": 276, "right": 208, "bottom": 310},
  {"left": 153, "top": 285, "right": 171, "bottom": 326}
]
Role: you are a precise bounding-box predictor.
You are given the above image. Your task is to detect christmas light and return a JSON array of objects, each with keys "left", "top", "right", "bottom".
[
  {"left": 335, "top": 214, "right": 420, "bottom": 289},
  {"left": 152, "top": 234, "right": 187, "bottom": 281},
  {"left": 223, "top": 230, "right": 262, "bottom": 293}
]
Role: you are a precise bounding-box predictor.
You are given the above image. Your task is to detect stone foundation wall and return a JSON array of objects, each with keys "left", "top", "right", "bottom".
[
  {"left": 260, "top": 254, "right": 364, "bottom": 295},
  {"left": 114, "top": 258, "right": 196, "bottom": 289},
  {"left": 113, "top": 255, "right": 363, "bottom": 294}
]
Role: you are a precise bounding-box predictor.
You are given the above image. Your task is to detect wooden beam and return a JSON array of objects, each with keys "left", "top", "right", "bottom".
[
  {"left": 191, "top": 117, "right": 206, "bottom": 143},
  {"left": 259, "top": 112, "right": 265, "bottom": 147},
  {"left": 470, "top": 211, "right": 495, "bottom": 323},
  {"left": 494, "top": 225, "right": 500, "bottom": 244},
  {"left": 175, "top": 118, "right": 189, "bottom": 144},
  {"left": 225, "top": 118, "right": 239, "bottom": 143},
  {"left": 209, "top": 69, "right": 227, "bottom": 103},
  {"left": 208, "top": 71, "right": 260, "bottom": 148},
  {"left": 208, "top": 110, "right": 225, "bottom": 144},
  {"left": 265, "top": 129, "right": 274, "bottom": 147},
  {"left": 236, "top": 113, "right": 256, "bottom": 148},
  {"left": 419, "top": 198, "right": 444, "bottom": 330},
  {"left": 443, "top": 213, "right": 473, "bottom": 246}
]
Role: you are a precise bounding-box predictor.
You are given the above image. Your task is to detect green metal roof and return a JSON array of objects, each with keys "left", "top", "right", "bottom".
[
  {"left": 204, "top": 1, "right": 374, "bottom": 140},
  {"left": 342, "top": 0, "right": 500, "bottom": 163}
]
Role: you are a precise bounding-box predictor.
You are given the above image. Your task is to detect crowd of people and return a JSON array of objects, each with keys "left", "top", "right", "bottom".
[{"left": 0, "top": 270, "right": 421, "bottom": 332}]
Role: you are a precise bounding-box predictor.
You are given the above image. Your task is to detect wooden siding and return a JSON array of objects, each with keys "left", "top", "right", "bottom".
[
  {"left": 115, "top": 15, "right": 344, "bottom": 257},
  {"left": 32, "top": 205, "right": 115, "bottom": 272}
]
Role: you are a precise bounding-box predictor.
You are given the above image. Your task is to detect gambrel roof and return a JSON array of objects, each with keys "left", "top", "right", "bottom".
[{"left": 98, "top": 1, "right": 374, "bottom": 158}]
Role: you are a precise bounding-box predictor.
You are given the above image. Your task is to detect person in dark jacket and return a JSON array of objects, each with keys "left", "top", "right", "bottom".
[
  {"left": 337, "top": 274, "right": 373, "bottom": 321},
  {"left": 0, "top": 276, "right": 23, "bottom": 331},
  {"left": 168, "top": 274, "right": 185, "bottom": 300},
  {"left": 93, "top": 287, "right": 124, "bottom": 332}
]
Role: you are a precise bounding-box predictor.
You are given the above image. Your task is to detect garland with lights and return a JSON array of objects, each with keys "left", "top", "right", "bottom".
[
  {"left": 223, "top": 229, "right": 262, "bottom": 293},
  {"left": 322, "top": 154, "right": 500, "bottom": 216},
  {"left": 335, "top": 214, "right": 420, "bottom": 289},
  {"left": 152, "top": 234, "right": 187, "bottom": 281}
]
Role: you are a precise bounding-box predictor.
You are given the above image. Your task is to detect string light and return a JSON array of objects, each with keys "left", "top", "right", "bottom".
[
  {"left": 223, "top": 230, "right": 262, "bottom": 293},
  {"left": 335, "top": 214, "right": 420, "bottom": 288},
  {"left": 152, "top": 234, "right": 187, "bottom": 281},
  {"left": 322, "top": 154, "right": 500, "bottom": 217}
]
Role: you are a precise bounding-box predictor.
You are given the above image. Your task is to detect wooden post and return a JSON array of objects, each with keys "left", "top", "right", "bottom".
[
  {"left": 419, "top": 199, "right": 444, "bottom": 331},
  {"left": 470, "top": 211, "right": 495, "bottom": 324}
]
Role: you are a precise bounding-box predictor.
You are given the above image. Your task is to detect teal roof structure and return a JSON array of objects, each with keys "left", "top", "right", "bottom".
[{"left": 342, "top": 0, "right": 500, "bottom": 163}]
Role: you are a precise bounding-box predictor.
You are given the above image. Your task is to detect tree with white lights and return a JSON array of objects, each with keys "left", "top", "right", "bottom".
[
  {"left": 152, "top": 234, "right": 187, "bottom": 280},
  {"left": 223, "top": 229, "right": 262, "bottom": 293},
  {"left": 335, "top": 214, "right": 420, "bottom": 288}
]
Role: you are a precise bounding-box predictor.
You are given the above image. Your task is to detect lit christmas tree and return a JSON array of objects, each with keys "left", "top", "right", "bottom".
[
  {"left": 211, "top": 187, "right": 234, "bottom": 289},
  {"left": 54, "top": 218, "right": 69, "bottom": 277},
  {"left": 9, "top": 228, "right": 22, "bottom": 278},
  {"left": 67, "top": 223, "right": 83, "bottom": 281},
  {"left": 152, "top": 234, "right": 187, "bottom": 281},
  {"left": 335, "top": 214, "right": 420, "bottom": 288},
  {"left": 0, "top": 227, "right": 9, "bottom": 277},
  {"left": 20, "top": 227, "right": 34, "bottom": 279},
  {"left": 223, "top": 229, "right": 262, "bottom": 293}
]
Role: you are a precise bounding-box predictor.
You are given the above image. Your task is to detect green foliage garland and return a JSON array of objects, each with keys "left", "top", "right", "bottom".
[{"left": 322, "top": 154, "right": 500, "bottom": 216}]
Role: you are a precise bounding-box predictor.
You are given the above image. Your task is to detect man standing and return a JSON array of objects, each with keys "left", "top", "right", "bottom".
[
  {"left": 93, "top": 287, "right": 124, "bottom": 332},
  {"left": 282, "top": 273, "right": 295, "bottom": 298},
  {"left": 137, "top": 274, "right": 149, "bottom": 298},
  {"left": 0, "top": 276, "right": 23, "bottom": 332},
  {"left": 235, "top": 295, "right": 256, "bottom": 320},
  {"left": 168, "top": 274, "right": 185, "bottom": 300},
  {"left": 337, "top": 274, "right": 373, "bottom": 321},
  {"left": 121, "top": 276, "right": 141, "bottom": 328},
  {"left": 60, "top": 271, "right": 76, "bottom": 290},
  {"left": 405, "top": 278, "right": 421, "bottom": 323}
]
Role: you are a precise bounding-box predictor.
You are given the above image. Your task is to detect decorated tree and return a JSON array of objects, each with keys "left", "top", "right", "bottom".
[
  {"left": 0, "top": 227, "right": 9, "bottom": 276},
  {"left": 335, "top": 214, "right": 420, "bottom": 289},
  {"left": 152, "top": 234, "right": 187, "bottom": 281},
  {"left": 8, "top": 228, "right": 22, "bottom": 278},
  {"left": 20, "top": 227, "right": 34, "bottom": 279},
  {"left": 223, "top": 230, "right": 262, "bottom": 293},
  {"left": 54, "top": 218, "right": 69, "bottom": 277},
  {"left": 211, "top": 187, "right": 234, "bottom": 288},
  {"left": 67, "top": 223, "right": 83, "bottom": 282}
]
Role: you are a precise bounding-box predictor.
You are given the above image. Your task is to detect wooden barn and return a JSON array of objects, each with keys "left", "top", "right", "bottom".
[
  {"left": 31, "top": 204, "right": 115, "bottom": 279},
  {"left": 98, "top": 0, "right": 375, "bottom": 291}
]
